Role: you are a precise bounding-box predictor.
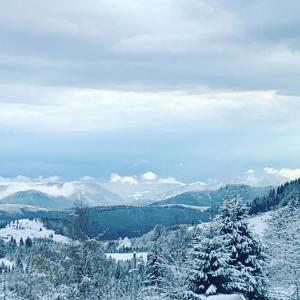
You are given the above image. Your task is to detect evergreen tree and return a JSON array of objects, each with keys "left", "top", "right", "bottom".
[
  {"left": 25, "top": 237, "right": 33, "bottom": 248},
  {"left": 265, "top": 199, "right": 300, "bottom": 299},
  {"left": 144, "top": 242, "right": 164, "bottom": 297},
  {"left": 187, "top": 225, "right": 234, "bottom": 299},
  {"left": 19, "top": 237, "right": 24, "bottom": 247},
  {"left": 216, "top": 193, "right": 268, "bottom": 299},
  {"left": 145, "top": 244, "right": 163, "bottom": 287}
]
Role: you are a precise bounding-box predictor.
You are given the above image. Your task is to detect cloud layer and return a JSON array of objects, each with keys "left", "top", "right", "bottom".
[
  {"left": 1, "top": 0, "right": 300, "bottom": 92},
  {"left": 0, "top": 1, "right": 299, "bottom": 180}
]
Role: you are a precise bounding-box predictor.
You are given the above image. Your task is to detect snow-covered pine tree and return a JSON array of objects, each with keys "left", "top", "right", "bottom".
[
  {"left": 265, "top": 198, "right": 300, "bottom": 299},
  {"left": 187, "top": 225, "right": 234, "bottom": 299},
  {"left": 144, "top": 241, "right": 164, "bottom": 298},
  {"left": 216, "top": 192, "right": 268, "bottom": 299}
]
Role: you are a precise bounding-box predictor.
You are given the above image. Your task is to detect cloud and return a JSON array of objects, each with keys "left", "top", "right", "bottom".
[
  {"left": 245, "top": 169, "right": 255, "bottom": 175},
  {"left": 141, "top": 172, "right": 158, "bottom": 182},
  {"left": 264, "top": 167, "right": 300, "bottom": 180},
  {"left": 0, "top": 85, "right": 299, "bottom": 133},
  {"left": 0, "top": 176, "right": 75, "bottom": 199},
  {"left": 110, "top": 173, "right": 138, "bottom": 185},
  {"left": 0, "top": 0, "right": 300, "bottom": 180},
  {"left": 109, "top": 172, "right": 187, "bottom": 186},
  {"left": 239, "top": 167, "right": 300, "bottom": 187},
  {"left": 0, "top": 0, "right": 300, "bottom": 94},
  {"left": 159, "top": 177, "right": 186, "bottom": 186}
]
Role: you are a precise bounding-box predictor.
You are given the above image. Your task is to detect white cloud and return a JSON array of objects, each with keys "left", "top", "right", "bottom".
[
  {"left": 110, "top": 173, "right": 138, "bottom": 185},
  {"left": 0, "top": 176, "right": 75, "bottom": 199},
  {"left": 239, "top": 167, "right": 300, "bottom": 187},
  {"left": 0, "top": 84, "right": 298, "bottom": 133},
  {"left": 264, "top": 167, "right": 300, "bottom": 180},
  {"left": 245, "top": 169, "right": 255, "bottom": 175},
  {"left": 141, "top": 172, "right": 158, "bottom": 181},
  {"left": 159, "top": 177, "right": 186, "bottom": 186},
  {"left": 36, "top": 176, "right": 60, "bottom": 183},
  {"left": 1, "top": 0, "right": 300, "bottom": 99},
  {"left": 109, "top": 172, "right": 188, "bottom": 186}
]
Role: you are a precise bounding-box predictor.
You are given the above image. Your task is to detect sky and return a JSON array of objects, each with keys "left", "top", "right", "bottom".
[{"left": 0, "top": 0, "right": 300, "bottom": 183}]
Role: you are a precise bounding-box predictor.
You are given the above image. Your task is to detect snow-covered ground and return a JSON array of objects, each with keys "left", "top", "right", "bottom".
[
  {"left": 188, "top": 211, "right": 271, "bottom": 236},
  {"left": 248, "top": 211, "right": 272, "bottom": 236},
  {"left": 0, "top": 218, "right": 71, "bottom": 244},
  {"left": 105, "top": 252, "right": 148, "bottom": 262}
]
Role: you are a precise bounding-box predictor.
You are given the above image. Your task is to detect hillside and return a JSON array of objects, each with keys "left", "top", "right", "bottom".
[
  {"left": 250, "top": 178, "right": 300, "bottom": 213},
  {"left": 0, "top": 190, "right": 72, "bottom": 210},
  {"left": 0, "top": 218, "right": 70, "bottom": 244},
  {"left": 152, "top": 184, "right": 271, "bottom": 209},
  {"left": 0, "top": 204, "right": 47, "bottom": 216},
  {"left": 42, "top": 205, "right": 210, "bottom": 240}
]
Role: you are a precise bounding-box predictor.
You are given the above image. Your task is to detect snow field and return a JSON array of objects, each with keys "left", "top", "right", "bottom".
[{"left": 0, "top": 218, "right": 71, "bottom": 244}]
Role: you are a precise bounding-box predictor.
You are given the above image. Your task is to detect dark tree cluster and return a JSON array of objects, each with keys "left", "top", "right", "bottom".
[{"left": 250, "top": 178, "right": 300, "bottom": 214}]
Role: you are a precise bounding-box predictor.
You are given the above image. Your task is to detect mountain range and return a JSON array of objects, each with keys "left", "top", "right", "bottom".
[{"left": 0, "top": 183, "right": 273, "bottom": 211}]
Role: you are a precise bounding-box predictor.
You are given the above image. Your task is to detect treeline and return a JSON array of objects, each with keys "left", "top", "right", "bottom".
[
  {"left": 0, "top": 238, "right": 147, "bottom": 299},
  {"left": 250, "top": 178, "right": 300, "bottom": 214},
  {"left": 42, "top": 205, "right": 210, "bottom": 240}
]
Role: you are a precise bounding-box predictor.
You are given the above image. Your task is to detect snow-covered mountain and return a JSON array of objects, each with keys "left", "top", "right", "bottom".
[
  {"left": 0, "top": 190, "right": 72, "bottom": 210},
  {"left": 0, "top": 173, "right": 290, "bottom": 209},
  {"left": 102, "top": 178, "right": 208, "bottom": 205},
  {"left": 0, "top": 176, "right": 209, "bottom": 207},
  {"left": 67, "top": 178, "right": 125, "bottom": 206}
]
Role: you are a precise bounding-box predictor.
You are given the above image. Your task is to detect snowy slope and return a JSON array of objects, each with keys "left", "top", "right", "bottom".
[
  {"left": 0, "top": 218, "right": 71, "bottom": 244},
  {"left": 188, "top": 211, "right": 271, "bottom": 236},
  {"left": 248, "top": 211, "right": 271, "bottom": 236}
]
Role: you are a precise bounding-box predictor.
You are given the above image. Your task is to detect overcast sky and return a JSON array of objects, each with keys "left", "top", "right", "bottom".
[{"left": 0, "top": 0, "right": 300, "bottom": 182}]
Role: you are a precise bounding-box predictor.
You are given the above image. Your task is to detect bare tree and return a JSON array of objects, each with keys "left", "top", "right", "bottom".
[{"left": 73, "top": 192, "right": 89, "bottom": 240}]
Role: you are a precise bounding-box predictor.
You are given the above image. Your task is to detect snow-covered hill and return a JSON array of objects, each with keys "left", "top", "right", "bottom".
[{"left": 0, "top": 218, "right": 71, "bottom": 244}]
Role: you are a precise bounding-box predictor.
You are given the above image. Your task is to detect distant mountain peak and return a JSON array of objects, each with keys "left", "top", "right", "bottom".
[{"left": 0, "top": 190, "right": 72, "bottom": 210}]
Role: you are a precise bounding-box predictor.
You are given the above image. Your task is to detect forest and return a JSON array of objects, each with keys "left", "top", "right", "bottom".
[{"left": 0, "top": 185, "right": 299, "bottom": 300}]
